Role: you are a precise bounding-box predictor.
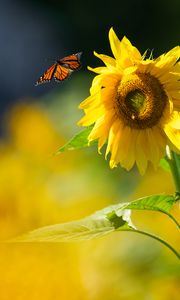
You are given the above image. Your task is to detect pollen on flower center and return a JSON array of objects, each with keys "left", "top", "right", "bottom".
[{"left": 115, "top": 72, "right": 168, "bottom": 129}]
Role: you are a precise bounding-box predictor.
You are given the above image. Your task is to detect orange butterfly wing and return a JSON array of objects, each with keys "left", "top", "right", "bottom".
[
  {"left": 36, "top": 63, "right": 57, "bottom": 85},
  {"left": 54, "top": 64, "right": 70, "bottom": 82},
  {"left": 58, "top": 52, "right": 82, "bottom": 71}
]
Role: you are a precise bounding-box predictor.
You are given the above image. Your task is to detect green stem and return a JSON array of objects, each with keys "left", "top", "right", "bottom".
[
  {"left": 165, "top": 212, "right": 180, "bottom": 229},
  {"left": 166, "top": 146, "right": 180, "bottom": 196},
  {"left": 123, "top": 229, "right": 180, "bottom": 260}
]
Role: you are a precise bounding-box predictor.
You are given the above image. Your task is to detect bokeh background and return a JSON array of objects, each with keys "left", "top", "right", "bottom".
[{"left": 0, "top": 0, "right": 180, "bottom": 299}]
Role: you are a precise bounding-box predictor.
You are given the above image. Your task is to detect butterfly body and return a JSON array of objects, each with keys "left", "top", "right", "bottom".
[{"left": 36, "top": 52, "right": 82, "bottom": 85}]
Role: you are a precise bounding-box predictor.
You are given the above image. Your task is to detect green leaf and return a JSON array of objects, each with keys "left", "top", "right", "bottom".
[
  {"left": 9, "top": 194, "right": 178, "bottom": 243},
  {"left": 123, "top": 194, "right": 176, "bottom": 214},
  {"left": 55, "top": 126, "right": 95, "bottom": 154},
  {"left": 10, "top": 204, "right": 134, "bottom": 242},
  {"left": 118, "top": 194, "right": 179, "bottom": 229}
]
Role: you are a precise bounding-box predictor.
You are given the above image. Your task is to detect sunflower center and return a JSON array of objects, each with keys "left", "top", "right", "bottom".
[
  {"left": 125, "top": 90, "right": 146, "bottom": 113},
  {"left": 115, "top": 72, "right": 168, "bottom": 129}
]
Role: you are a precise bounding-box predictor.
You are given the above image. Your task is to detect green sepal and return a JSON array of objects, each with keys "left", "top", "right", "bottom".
[{"left": 55, "top": 126, "right": 95, "bottom": 155}]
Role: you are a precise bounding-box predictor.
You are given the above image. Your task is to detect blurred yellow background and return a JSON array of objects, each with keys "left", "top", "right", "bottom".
[
  {"left": 0, "top": 74, "right": 179, "bottom": 300},
  {"left": 0, "top": 0, "right": 180, "bottom": 297}
]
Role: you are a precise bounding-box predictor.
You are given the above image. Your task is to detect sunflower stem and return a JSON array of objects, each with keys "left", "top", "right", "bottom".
[
  {"left": 166, "top": 146, "right": 180, "bottom": 199},
  {"left": 165, "top": 211, "right": 180, "bottom": 229},
  {"left": 123, "top": 229, "right": 180, "bottom": 260}
]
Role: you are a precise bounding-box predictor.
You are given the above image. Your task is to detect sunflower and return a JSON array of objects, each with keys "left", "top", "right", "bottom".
[{"left": 78, "top": 28, "right": 180, "bottom": 175}]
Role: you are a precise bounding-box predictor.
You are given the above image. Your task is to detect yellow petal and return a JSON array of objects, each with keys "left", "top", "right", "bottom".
[
  {"left": 88, "top": 66, "right": 109, "bottom": 74},
  {"left": 165, "top": 46, "right": 180, "bottom": 57},
  {"left": 88, "top": 112, "right": 115, "bottom": 153},
  {"left": 160, "top": 96, "right": 173, "bottom": 126},
  {"left": 97, "top": 136, "right": 107, "bottom": 153},
  {"left": 145, "top": 127, "right": 165, "bottom": 168},
  {"left": 116, "top": 126, "right": 136, "bottom": 171},
  {"left": 109, "top": 128, "right": 122, "bottom": 168},
  {"left": 120, "top": 36, "right": 142, "bottom": 67},
  {"left": 164, "top": 75, "right": 180, "bottom": 91},
  {"left": 155, "top": 46, "right": 180, "bottom": 71},
  {"left": 158, "top": 72, "right": 180, "bottom": 87},
  {"left": 109, "top": 27, "right": 121, "bottom": 61},
  {"left": 100, "top": 73, "right": 121, "bottom": 88},
  {"left": 101, "top": 87, "right": 118, "bottom": 109},
  {"left": 152, "top": 127, "right": 166, "bottom": 158},
  {"left": 166, "top": 111, "right": 180, "bottom": 129},
  {"left": 170, "top": 90, "right": 180, "bottom": 100},
  {"left": 88, "top": 110, "right": 114, "bottom": 141},
  {"left": 105, "top": 119, "right": 121, "bottom": 158},
  {"left": 94, "top": 51, "right": 116, "bottom": 68},
  {"left": 172, "top": 99, "right": 180, "bottom": 111},
  {"left": 138, "top": 60, "right": 154, "bottom": 73},
  {"left": 79, "top": 93, "right": 100, "bottom": 109},
  {"left": 164, "top": 121, "right": 180, "bottom": 150},
  {"left": 78, "top": 106, "right": 105, "bottom": 126},
  {"left": 171, "top": 61, "right": 180, "bottom": 73},
  {"left": 135, "top": 131, "right": 148, "bottom": 175},
  {"left": 89, "top": 73, "right": 120, "bottom": 95},
  {"left": 90, "top": 74, "right": 105, "bottom": 94}
]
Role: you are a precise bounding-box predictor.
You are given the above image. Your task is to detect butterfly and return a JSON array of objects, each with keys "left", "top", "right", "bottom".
[{"left": 35, "top": 52, "right": 82, "bottom": 85}]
